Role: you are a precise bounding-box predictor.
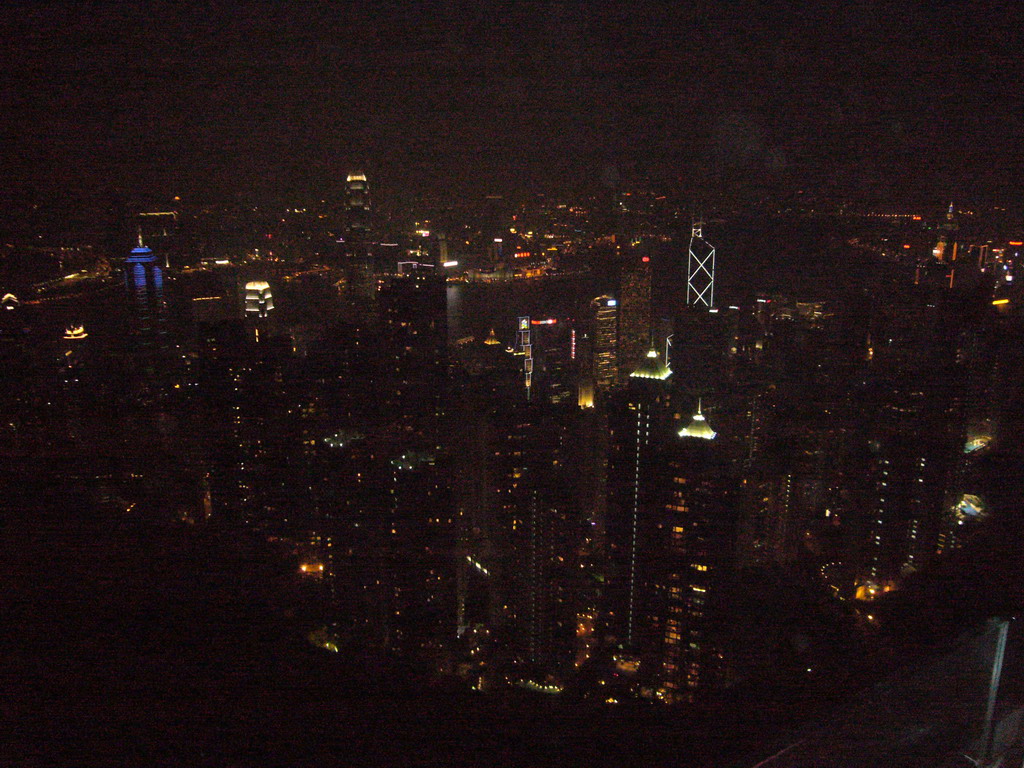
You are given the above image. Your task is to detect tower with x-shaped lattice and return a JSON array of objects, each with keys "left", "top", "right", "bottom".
[{"left": 686, "top": 219, "right": 715, "bottom": 309}]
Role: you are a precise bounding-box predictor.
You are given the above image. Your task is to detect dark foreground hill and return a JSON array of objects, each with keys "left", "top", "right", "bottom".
[{"left": 1, "top": 479, "right": 780, "bottom": 768}]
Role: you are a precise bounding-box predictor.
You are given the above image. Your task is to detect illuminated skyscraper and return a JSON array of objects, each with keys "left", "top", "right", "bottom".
[
  {"left": 345, "top": 171, "right": 371, "bottom": 238},
  {"left": 516, "top": 316, "right": 533, "bottom": 400},
  {"left": 133, "top": 209, "right": 178, "bottom": 269},
  {"left": 591, "top": 295, "right": 618, "bottom": 391},
  {"left": 658, "top": 403, "right": 731, "bottom": 701},
  {"left": 677, "top": 399, "right": 717, "bottom": 440},
  {"left": 624, "top": 349, "right": 672, "bottom": 646},
  {"left": 124, "top": 233, "right": 167, "bottom": 353},
  {"left": 244, "top": 281, "right": 274, "bottom": 318},
  {"left": 686, "top": 220, "right": 715, "bottom": 309},
  {"left": 607, "top": 347, "right": 673, "bottom": 652},
  {"left": 931, "top": 202, "right": 959, "bottom": 265},
  {"left": 243, "top": 280, "right": 275, "bottom": 342},
  {"left": 527, "top": 317, "right": 574, "bottom": 406},
  {"left": 338, "top": 172, "right": 376, "bottom": 321}
]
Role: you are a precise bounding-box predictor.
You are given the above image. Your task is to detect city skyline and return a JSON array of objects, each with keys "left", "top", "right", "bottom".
[{"left": 5, "top": 4, "right": 1024, "bottom": 766}]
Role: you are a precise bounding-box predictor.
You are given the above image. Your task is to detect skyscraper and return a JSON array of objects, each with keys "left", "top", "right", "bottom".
[
  {"left": 124, "top": 234, "right": 173, "bottom": 403},
  {"left": 618, "top": 254, "right": 652, "bottom": 384},
  {"left": 854, "top": 390, "right": 957, "bottom": 600},
  {"left": 931, "top": 202, "right": 959, "bottom": 264},
  {"left": 686, "top": 220, "right": 715, "bottom": 309},
  {"left": 381, "top": 448, "right": 454, "bottom": 655},
  {"left": 607, "top": 347, "right": 673, "bottom": 651},
  {"left": 243, "top": 280, "right": 275, "bottom": 343},
  {"left": 378, "top": 263, "right": 448, "bottom": 421},
  {"left": 345, "top": 171, "right": 371, "bottom": 238},
  {"left": 591, "top": 295, "right": 618, "bottom": 392},
  {"left": 244, "top": 281, "right": 274, "bottom": 319},
  {"left": 124, "top": 233, "right": 169, "bottom": 377},
  {"left": 337, "top": 172, "right": 377, "bottom": 322},
  {"left": 485, "top": 402, "right": 583, "bottom": 674},
  {"left": 516, "top": 316, "right": 533, "bottom": 400},
  {"left": 59, "top": 323, "right": 90, "bottom": 444},
  {"left": 658, "top": 402, "right": 731, "bottom": 701}
]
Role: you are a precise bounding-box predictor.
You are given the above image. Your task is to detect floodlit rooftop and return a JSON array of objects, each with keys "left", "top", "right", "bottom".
[
  {"left": 629, "top": 348, "right": 672, "bottom": 380},
  {"left": 679, "top": 401, "right": 717, "bottom": 440}
]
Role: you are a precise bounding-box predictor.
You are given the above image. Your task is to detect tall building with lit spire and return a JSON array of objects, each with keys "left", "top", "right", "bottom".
[
  {"left": 932, "top": 202, "right": 958, "bottom": 263},
  {"left": 657, "top": 400, "right": 732, "bottom": 701},
  {"left": 608, "top": 383, "right": 737, "bottom": 700},
  {"left": 124, "top": 232, "right": 167, "bottom": 352},
  {"left": 337, "top": 171, "right": 377, "bottom": 321},
  {"left": 121, "top": 231, "right": 175, "bottom": 403},
  {"left": 678, "top": 399, "right": 717, "bottom": 440}
]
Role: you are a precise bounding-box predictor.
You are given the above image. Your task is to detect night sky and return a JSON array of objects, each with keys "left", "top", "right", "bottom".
[{"left": 1, "top": 1, "right": 1022, "bottom": 206}]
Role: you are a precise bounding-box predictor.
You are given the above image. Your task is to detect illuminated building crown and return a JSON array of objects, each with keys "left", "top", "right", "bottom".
[
  {"left": 629, "top": 347, "right": 672, "bottom": 380},
  {"left": 126, "top": 232, "right": 155, "bottom": 264},
  {"left": 679, "top": 399, "right": 717, "bottom": 440}
]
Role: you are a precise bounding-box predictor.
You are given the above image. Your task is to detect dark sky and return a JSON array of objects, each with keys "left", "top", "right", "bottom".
[{"left": 1, "top": 0, "right": 1022, "bottom": 206}]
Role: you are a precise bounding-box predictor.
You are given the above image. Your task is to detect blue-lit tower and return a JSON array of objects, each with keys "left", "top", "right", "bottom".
[{"left": 125, "top": 233, "right": 167, "bottom": 348}]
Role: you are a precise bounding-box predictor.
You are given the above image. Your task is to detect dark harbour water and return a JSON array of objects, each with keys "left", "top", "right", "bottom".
[
  {"left": 24, "top": 214, "right": 882, "bottom": 353},
  {"left": 447, "top": 272, "right": 614, "bottom": 345}
]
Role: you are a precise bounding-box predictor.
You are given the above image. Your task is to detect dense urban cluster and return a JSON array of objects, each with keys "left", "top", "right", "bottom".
[{"left": 3, "top": 176, "right": 1022, "bottom": 725}]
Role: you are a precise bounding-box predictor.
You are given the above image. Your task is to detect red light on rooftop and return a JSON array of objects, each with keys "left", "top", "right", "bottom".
[
  {"left": 642, "top": 256, "right": 650, "bottom": 262},
  {"left": 903, "top": 244, "right": 911, "bottom": 249}
]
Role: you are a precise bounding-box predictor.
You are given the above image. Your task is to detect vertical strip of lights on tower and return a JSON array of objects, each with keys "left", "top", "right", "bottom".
[
  {"left": 517, "top": 316, "right": 532, "bottom": 400},
  {"left": 686, "top": 219, "right": 715, "bottom": 309}
]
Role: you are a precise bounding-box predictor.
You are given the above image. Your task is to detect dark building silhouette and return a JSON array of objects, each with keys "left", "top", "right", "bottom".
[
  {"left": 378, "top": 264, "right": 448, "bottom": 422},
  {"left": 618, "top": 253, "right": 652, "bottom": 385}
]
